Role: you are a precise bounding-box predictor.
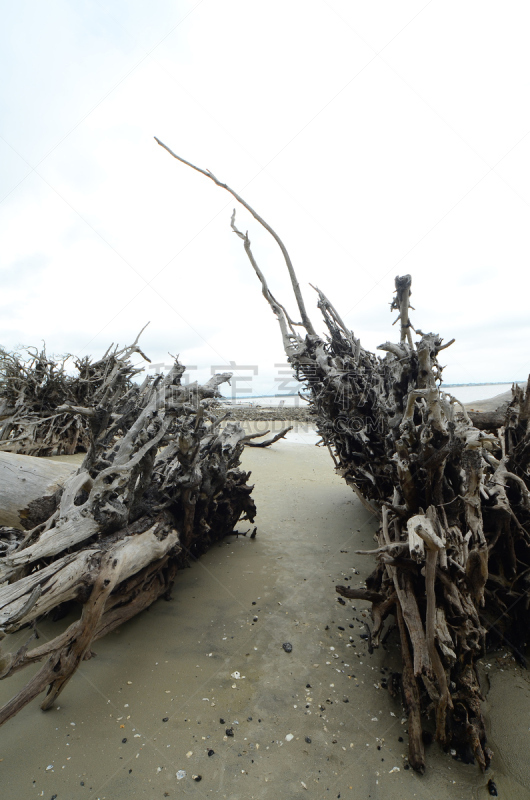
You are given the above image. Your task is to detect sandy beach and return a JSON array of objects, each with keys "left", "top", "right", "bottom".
[{"left": 1, "top": 421, "right": 530, "bottom": 799}]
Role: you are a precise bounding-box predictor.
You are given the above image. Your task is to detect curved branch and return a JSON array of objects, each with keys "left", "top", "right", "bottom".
[
  {"left": 154, "top": 137, "right": 316, "bottom": 336},
  {"left": 244, "top": 426, "right": 293, "bottom": 447},
  {"left": 230, "top": 211, "right": 304, "bottom": 356}
]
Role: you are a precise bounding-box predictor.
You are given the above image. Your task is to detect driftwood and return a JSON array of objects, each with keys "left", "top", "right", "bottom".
[
  {"left": 467, "top": 409, "right": 508, "bottom": 431},
  {"left": 0, "top": 328, "right": 150, "bottom": 456},
  {"left": 243, "top": 426, "right": 293, "bottom": 447},
  {"left": 0, "top": 452, "right": 74, "bottom": 529},
  {"left": 0, "top": 344, "right": 256, "bottom": 724},
  {"left": 158, "top": 140, "right": 530, "bottom": 774}
]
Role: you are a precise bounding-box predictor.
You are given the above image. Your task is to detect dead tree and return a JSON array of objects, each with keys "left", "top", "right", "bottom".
[
  {"left": 0, "top": 347, "right": 255, "bottom": 725},
  {"left": 157, "top": 139, "right": 530, "bottom": 773},
  {"left": 0, "top": 326, "right": 150, "bottom": 457}
]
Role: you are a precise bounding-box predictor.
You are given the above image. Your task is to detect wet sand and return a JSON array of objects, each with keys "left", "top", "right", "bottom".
[{"left": 1, "top": 423, "right": 529, "bottom": 798}]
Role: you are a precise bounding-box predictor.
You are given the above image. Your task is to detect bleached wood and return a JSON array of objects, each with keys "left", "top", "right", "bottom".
[
  {"left": 0, "top": 452, "right": 74, "bottom": 528},
  {"left": 0, "top": 343, "right": 256, "bottom": 724}
]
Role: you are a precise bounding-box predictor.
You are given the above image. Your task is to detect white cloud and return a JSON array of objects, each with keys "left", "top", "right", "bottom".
[{"left": 1, "top": 0, "right": 529, "bottom": 391}]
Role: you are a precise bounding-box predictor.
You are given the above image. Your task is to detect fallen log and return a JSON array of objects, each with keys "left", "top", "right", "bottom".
[
  {"left": 0, "top": 345, "right": 256, "bottom": 724},
  {"left": 158, "top": 141, "right": 530, "bottom": 773},
  {"left": 0, "top": 451, "right": 73, "bottom": 529},
  {"left": 467, "top": 409, "right": 507, "bottom": 431}
]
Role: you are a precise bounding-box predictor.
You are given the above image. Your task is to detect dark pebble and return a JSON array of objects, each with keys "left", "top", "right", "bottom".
[
  {"left": 487, "top": 779, "right": 498, "bottom": 796},
  {"left": 162, "top": 717, "right": 169, "bottom": 722},
  {"left": 337, "top": 597, "right": 346, "bottom": 605},
  {"left": 194, "top": 775, "right": 202, "bottom": 782},
  {"left": 226, "top": 727, "right": 234, "bottom": 737},
  {"left": 247, "top": 717, "right": 252, "bottom": 721},
  {"left": 207, "top": 749, "right": 215, "bottom": 757},
  {"left": 51, "top": 796, "right": 57, "bottom": 800},
  {"left": 343, "top": 698, "right": 349, "bottom": 703},
  {"left": 252, "top": 601, "right": 256, "bottom": 605},
  {"left": 398, "top": 736, "right": 403, "bottom": 742},
  {"left": 404, "top": 764, "right": 410, "bottom": 770},
  {"left": 349, "top": 624, "right": 354, "bottom": 628},
  {"left": 338, "top": 626, "right": 345, "bottom": 631},
  {"left": 122, "top": 737, "right": 127, "bottom": 743},
  {"left": 80, "top": 782, "right": 84, "bottom": 786},
  {"left": 304, "top": 736, "right": 312, "bottom": 744},
  {"left": 282, "top": 642, "right": 293, "bottom": 653},
  {"left": 220, "top": 718, "right": 225, "bottom": 724},
  {"left": 253, "top": 616, "right": 258, "bottom": 621},
  {"left": 360, "top": 633, "right": 368, "bottom": 640}
]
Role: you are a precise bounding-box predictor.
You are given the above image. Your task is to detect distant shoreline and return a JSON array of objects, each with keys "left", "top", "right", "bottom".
[
  {"left": 218, "top": 382, "right": 525, "bottom": 400},
  {"left": 442, "top": 381, "right": 524, "bottom": 388}
]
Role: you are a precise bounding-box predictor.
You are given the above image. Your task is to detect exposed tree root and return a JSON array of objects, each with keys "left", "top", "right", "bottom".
[
  {"left": 0, "top": 343, "right": 255, "bottom": 723},
  {"left": 158, "top": 140, "right": 530, "bottom": 773}
]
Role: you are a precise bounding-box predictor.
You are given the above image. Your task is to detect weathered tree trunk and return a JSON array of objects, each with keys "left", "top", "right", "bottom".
[{"left": 0, "top": 452, "right": 73, "bottom": 529}]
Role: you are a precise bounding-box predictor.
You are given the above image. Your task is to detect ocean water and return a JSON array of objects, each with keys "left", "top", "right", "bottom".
[
  {"left": 223, "top": 383, "right": 522, "bottom": 407},
  {"left": 442, "top": 383, "right": 515, "bottom": 404}
]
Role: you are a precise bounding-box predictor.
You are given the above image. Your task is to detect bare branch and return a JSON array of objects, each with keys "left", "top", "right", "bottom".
[
  {"left": 244, "top": 426, "right": 293, "bottom": 447},
  {"left": 154, "top": 137, "right": 316, "bottom": 336}
]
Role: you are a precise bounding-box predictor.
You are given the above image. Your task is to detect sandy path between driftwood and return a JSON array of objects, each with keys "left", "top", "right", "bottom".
[{"left": 0, "top": 421, "right": 529, "bottom": 799}]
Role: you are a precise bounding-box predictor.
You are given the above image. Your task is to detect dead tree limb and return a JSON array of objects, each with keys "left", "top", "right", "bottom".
[
  {"left": 154, "top": 138, "right": 316, "bottom": 338},
  {"left": 244, "top": 426, "right": 293, "bottom": 447}
]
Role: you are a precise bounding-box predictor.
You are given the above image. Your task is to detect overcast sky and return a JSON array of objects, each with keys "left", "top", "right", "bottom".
[{"left": 1, "top": 1, "right": 529, "bottom": 397}]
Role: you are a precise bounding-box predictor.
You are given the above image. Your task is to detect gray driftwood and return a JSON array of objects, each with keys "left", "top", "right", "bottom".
[
  {"left": 243, "top": 426, "right": 293, "bottom": 447},
  {"left": 0, "top": 452, "right": 73, "bottom": 529},
  {"left": 0, "top": 344, "right": 256, "bottom": 725},
  {"left": 158, "top": 139, "right": 530, "bottom": 774},
  {"left": 0, "top": 329, "right": 150, "bottom": 457}
]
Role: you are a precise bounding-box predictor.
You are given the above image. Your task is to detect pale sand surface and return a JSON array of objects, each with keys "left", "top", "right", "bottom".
[
  {"left": 463, "top": 389, "right": 513, "bottom": 413},
  {"left": 1, "top": 422, "right": 529, "bottom": 798}
]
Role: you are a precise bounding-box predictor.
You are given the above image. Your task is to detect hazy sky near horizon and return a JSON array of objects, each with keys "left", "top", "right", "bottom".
[{"left": 1, "top": 1, "right": 529, "bottom": 397}]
